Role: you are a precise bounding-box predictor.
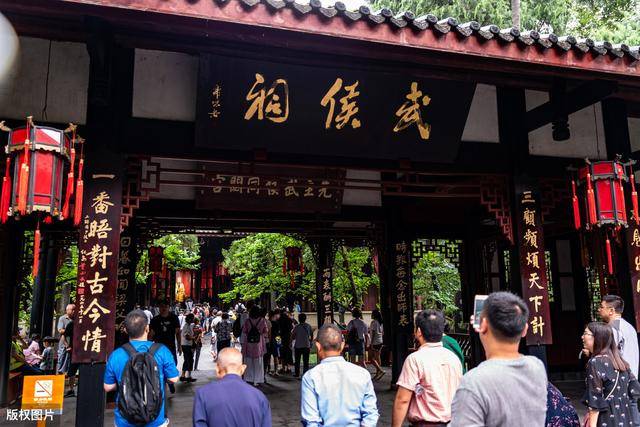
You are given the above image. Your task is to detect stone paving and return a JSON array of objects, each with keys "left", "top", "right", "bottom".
[{"left": 0, "top": 336, "right": 588, "bottom": 426}]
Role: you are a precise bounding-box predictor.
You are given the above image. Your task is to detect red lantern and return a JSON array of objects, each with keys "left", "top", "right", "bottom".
[
  {"left": 149, "top": 246, "right": 164, "bottom": 273},
  {"left": 215, "top": 262, "right": 228, "bottom": 278},
  {"left": 283, "top": 246, "right": 304, "bottom": 288},
  {"left": 578, "top": 161, "right": 628, "bottom": 227}
]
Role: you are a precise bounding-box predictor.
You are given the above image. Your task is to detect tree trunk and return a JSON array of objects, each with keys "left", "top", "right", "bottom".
[
  {"left": 340, "top": 246, "right": 360, "bottom": 308},
  {"left": 511, "top": 0, "right": 521, "bottom": 30}
]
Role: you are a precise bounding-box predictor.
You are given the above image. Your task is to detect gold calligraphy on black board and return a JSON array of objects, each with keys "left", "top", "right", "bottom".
[
  {"left": 195, "top": 54, "right": 475, "bottom": 162},
  {"left": 518, "top": 191, "right": 553, "bottom": 345}
]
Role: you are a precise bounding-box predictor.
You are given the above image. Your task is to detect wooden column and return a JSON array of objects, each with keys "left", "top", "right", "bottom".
[
  {"left": 0, "top": 226, "right": 22, "bottom": 407},
  {"left": 386, "top": 211, "right": 414, "bottom": 384},
  {"left": 602, "top": 98, "right": 636, "bottom": 327},
  {"left": 73, "top": 18, "right": 131, "bottom": 427},
  {"left": 29, "top": 234, "right": 49, "bottom": 335},
  {"left": 314, "top": 238, "right": 334, "bottom": 329},
  {"left": 41, "top": 237, "right": 60, "bottom": 337}
]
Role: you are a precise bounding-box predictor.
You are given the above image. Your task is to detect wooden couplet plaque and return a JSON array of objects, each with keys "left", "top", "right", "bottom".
[
  {"left": 72, "top": 172, "right": 122, "bottom": 363},
  {"left": 517, "top": 191, "right": 553, "bottom": 345},
  {"left": 626, "top": 223, "right": 640, "bottom": 331}
]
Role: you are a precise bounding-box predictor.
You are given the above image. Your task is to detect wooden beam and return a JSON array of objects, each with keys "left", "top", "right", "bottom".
[{"left": 525, "top": 80, "right": 618, "bottom": 132}]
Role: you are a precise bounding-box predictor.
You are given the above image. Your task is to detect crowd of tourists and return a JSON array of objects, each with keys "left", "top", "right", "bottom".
[{"left": 9, "top": 291, "right": 640, "bottom": 426}]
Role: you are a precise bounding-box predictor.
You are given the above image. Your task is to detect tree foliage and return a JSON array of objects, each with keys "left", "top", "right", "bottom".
[
  {"left": 154, "top": 234, "right": 201, "bottom": 271},
  {"left": 370, "top": 0, "right": 640, "bottom": 44},
  {"left": 219, "top": 233, "right": 379, "bottom": 308},
  {"left": 412, "top": 251, "right": 461, "bottom": 323}
]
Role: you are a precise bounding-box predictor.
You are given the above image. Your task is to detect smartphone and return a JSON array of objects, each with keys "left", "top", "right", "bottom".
[{"left": 473, "top": 295, "right": 488, "bottom": 329}]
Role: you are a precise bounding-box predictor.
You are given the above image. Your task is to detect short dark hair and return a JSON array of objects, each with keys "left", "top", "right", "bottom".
[
  {"left": 299, "top": 313, "right": 307, "bottom": 323},
  {"left": 415, "top": 310, "right": 445, "bottom": 343},
  {"left": 316, "top": 324, "right": 343, "bottom": 352},
  {"left": 222, "top": 312, "right": 229, "bottom": 320},
  {"left": 352, "top": 308, "right": 362, "bottom": 319},
  {"left": 482, "top": 292, "right": 529, "bottom": 344},
  {"left": 602, "top": 295, "right": 624, "bottom": 314},
  {"left": 125, "top": 310, "right": 149, "bottom": 339}
]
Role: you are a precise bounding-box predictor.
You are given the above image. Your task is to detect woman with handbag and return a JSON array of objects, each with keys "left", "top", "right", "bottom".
[{"left": 582, "top": 322, "right": 640, "bottom": 427}]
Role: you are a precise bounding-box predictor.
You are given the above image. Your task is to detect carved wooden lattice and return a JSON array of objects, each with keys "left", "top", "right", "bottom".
[
  {"left": 411, "top": 239, "right": 462, "bottom": 268},
  {"left": 539, "top": 178, "right": 571, "bottom": 223},
  {"left": 480, "top": 176, "right": 513, "bottom": 244},
  {"left": 121, "top": 157, "right": 160, "bottom": 230}
]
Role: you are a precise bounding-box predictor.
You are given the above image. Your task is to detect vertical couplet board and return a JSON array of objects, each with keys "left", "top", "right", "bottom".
[
  {"left": 389, "top": 238, "right": 414, "bottom": 382},
  {"left": 314, "top": 240, "right": 334, "bottom": 327},
  {"left": 72, "top": 172, "right": 122, "bottom": 363},
  {"left": 517, "top": 191, "right": 553, "bottom": 345},
  {"left": 115, "top": 230, "right": 138, "bottom": 346},
  {"left": 626, "top": 223, "right": 640, "bottom": 331}
]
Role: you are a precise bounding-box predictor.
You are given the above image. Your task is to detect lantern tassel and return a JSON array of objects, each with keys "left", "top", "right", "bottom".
[
  {"left": 62, "top": 147, "right": 75, "bottom": 220},
  {"left": 290, "top": 272, "right": 295, "bottom": 289},
  {"left": 605, "top": 236, "right": 614, "bottom": 276},
  {"left": 73, "top": 158, "right": 84, "bottom": 226},
  {"left": 17, "top": 142, "right": 30, "bottom": 215},
  {"left": 586, "top": 172, "right": 597, "bottom": 225},
  {"left": 619, "top": 177, "right": 627, "bottom": 224},
  {"left": 32, "top": 222, "right": 40, "bottom": 278},
  {"left": 1, "top": 157, "right": 11, "bottom": 223},
  {"left": 630, "top": 165, "right": 639, "bottom": 224},
  {"left": 571, "top": 180, "right": 581, "bottom": 230}
]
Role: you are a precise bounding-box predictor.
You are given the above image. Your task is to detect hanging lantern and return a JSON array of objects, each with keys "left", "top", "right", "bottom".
[
  {"left": 149, "top": 246, "right": 164, "bottom": 273},
  {"left": 577, "top": 161, "right": 628, "bottom": 227},
  {"left": 573, "top": 158, "right": 634, "bottom": 279},
  {"left": 215, "top": 261, "right": 229, "bottom": 278},
  {"left": 283, "top": 246, "right": 304, "bottom": 288},
  {"left": 0, "top": 118, "right": 83, "bottom": 277}
]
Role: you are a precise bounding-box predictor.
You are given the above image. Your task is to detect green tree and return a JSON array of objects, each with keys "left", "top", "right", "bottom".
[
  {"left": 154, "top": 234, "right": 200, "bottom": 270},
  {"left": 412, "top": 251, "right": 461, "bottom": 323},
  {"left": 220, "top": 233, "right": 315, "bottom": 303},
  {"left": 333, "top": 246, "right": 379, "bottom": 309}
]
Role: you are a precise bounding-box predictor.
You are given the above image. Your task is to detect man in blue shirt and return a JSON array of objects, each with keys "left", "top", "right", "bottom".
[
  {"left": 300, "top": 324, "right": 379, "bottom": 426},
  {"left": 193, "top": 347, "right": 271, "bottom": 427},
  {"left": 104, "top": 310, "right": 180, "bottom": 427}
]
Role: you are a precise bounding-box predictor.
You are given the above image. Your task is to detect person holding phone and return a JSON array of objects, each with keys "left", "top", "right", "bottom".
[{"left": 450, "top": 292, "right": 547, "bottom": 427}]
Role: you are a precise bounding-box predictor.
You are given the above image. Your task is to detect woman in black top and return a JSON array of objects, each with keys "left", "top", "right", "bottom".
[{"left": 582, "top": 321, "right": 640, "bottom": 427}]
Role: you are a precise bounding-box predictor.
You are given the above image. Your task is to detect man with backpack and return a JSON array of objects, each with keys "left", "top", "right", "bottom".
[
  {"left": 104, "top": 310, "right": 180, "bottom": 427},
  {"left": 346, "top": 308, "right": 369, "bottom": 369}
]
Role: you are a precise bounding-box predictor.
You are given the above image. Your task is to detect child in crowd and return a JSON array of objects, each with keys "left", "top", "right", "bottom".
[{"left": 40, "top": 337, "right": 56, "bottom": 374}]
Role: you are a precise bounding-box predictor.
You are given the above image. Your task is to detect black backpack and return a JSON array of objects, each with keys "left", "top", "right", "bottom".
[
  {"left": 117, "top": 342, "right": 163, "bottom": 426},
  {"left": 233, "top": 317, "right": 242, "bottom": 338},
  {"left": 247, "top": 319, "right": 261, "bottom": 344}
]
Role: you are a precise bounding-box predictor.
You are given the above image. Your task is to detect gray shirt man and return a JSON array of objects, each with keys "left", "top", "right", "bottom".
[
  {"left": 450, "top": 355, "right": 547, "bottom": 427},
  {"left": 612, "top": 317, "right": 640, "bottom": 378}
]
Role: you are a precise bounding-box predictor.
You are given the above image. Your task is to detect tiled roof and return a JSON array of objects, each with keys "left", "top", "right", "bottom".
[{"left": 231, "top": 0, "right": 640, "bottom": 61}]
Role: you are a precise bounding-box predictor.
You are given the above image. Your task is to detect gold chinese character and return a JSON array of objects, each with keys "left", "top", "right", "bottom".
[
  {"left": 528, "top": 272, "right": 543, "bottom": 290},
  {"left": 212, "top": 174, "right": 226, "bottom": 194},
  {"left": 247, "top": 177, "right": 260, "bottom": 195},
  {"left": 633, "top": 229, "right": 640, "bottom": 248},
  {"left": 523, "top": 209, "right": 536, "bottom": 227},
  {"left": 81, "top": 327, "right": 107, "bottom": 353},
  {"left": 530, "top": 316, "right": 545, "bottom": 336},
  {"left": 637, "top": 278, "right": 640, "bottom": 293},
  {"left": 209, "top": 84, "right": 222, "bottom": 120},
  {"left": 526, "top": 252, "right": 540, "bottom": 269},
  {"left": 399, "top": 314, "right": 409, "bottom": 326},
  {"left": 83, "top": 298, "right": 111, "bottom": 323},
  {"left": 318, "top": 180, "right": 332, "bottom": 199},
  {"left": 87, "top": 271, "right": 108, "bottom": 294},
  {"left": 284, "top": 179, "right": 299, "bottom": 197},
  {"left": 393, "top": 82, "right": 431, "bottom": 140},
  {"left": 88, "top": 219, "right": 112, "bottom": 239},
  {"left": 230, "top": 176, "right": 244, "bottom": 194},
  {"left": 244, "top": 73, "right": 289, "bottom": 123},
  {"left": 320, "top": 78, "right": 361, "bottom": 130},
  {"left": 524, "top": 229, "right": 538, "bottom": 249},
  {"left": 265, "top": 181, "right": 279, "bottom": 196},
  {"left": 91, "top": 191, "right": 114, "bottom": 214},
  {"left": 529, "top": 295, "right": 543, "bottom": 312},
  {"left": 89, "top": 244, "right": 113, "bottom": 269}
]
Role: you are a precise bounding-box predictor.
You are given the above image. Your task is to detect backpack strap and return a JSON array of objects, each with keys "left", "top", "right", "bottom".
[
  {"left": 149, "top": 342, "right": 162, "bottom": 356},
  {"left": 121, "top": 342, "right": 137, "bottom": 357}
]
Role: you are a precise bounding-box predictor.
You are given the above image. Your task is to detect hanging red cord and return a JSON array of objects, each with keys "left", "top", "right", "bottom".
[
  {"left": 62, "top": 126, "right": 77, "bottom": 219},
  {"left": 73, "top": 140, "right": 84, "bottom": 226},
  {"left": 571, "top": 179, "right": 581, "bottom": 230},
  {"left": 0, "top": 157, "right": 11, "bottom": 223},
  {"left": 605, "top": 234, "right": 614, "bottom": 276},
  {"left": 32, "top": 221, "right": 40, "bottom": 278},
  {"left": 586, "top": 172, "right": 597, "bottom": 225},
  {"left": 630, "top": 164, "right": 639, "bottom": 223}
]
